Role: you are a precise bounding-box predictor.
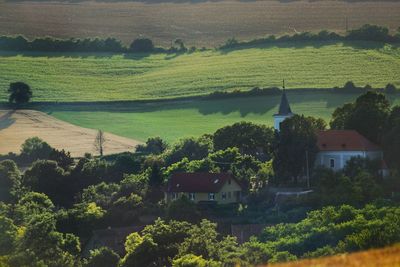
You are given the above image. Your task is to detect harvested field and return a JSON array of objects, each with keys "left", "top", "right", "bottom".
[
  {"left": 1, "top": 1, "right": 400, "bottom": 46},
  {"left": 270, "top": 244, "right": 400, "bottom": 267},
  {"left": 0, "top": 109, "right": 141, "bottom": 157}
]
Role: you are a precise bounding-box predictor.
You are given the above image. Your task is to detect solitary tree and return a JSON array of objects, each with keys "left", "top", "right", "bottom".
[
  {"left": 8, "top": 82, "right": 32, "bottom": 104},
  {"left": 94, "top": 130, "right": 106, "bottom": 156},
  {"left": 129, "top": 38, "right": 154, "bottom": 53}
]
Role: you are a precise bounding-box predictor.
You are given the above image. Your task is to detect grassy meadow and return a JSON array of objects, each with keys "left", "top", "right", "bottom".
[
  {"left": 1, "top": 42, "right": 400, "bottom": 102},
  {"left": 40, "top": 92, "right": 400, "bottom": 143}
]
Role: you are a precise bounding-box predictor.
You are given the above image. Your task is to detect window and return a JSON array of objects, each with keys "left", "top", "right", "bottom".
[
  {"left": 208, "top": 193, "right": 215, "bottom": 201},
  {"left": 228, "top": 192, "right": 231, "bottom": 199},
  {"left": 222, "top": 192, "right": 226, "bottom": 200},
  {"left": 172, "top": 192, "right": 178, "bottom": 200},
  {"left": 228, "top": 179, "right": 231, "bottom": 185},
  {"left": 330, "top": 158, "right": 335, "bottom": 168},
  {"left": 189, "top": 193, "right": 195, "bottom": 201}
]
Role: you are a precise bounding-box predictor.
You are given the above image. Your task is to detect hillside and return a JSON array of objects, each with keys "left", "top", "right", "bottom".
[
  {"left": 1, "top": 0, "right": 400, "bottom": 46},
  {"left": 0, "top": 109, "right": 141, "bottom": 157},
  {"left": 0, "top": 42, "right": 399, "bottom": 102},
  {"left": 39, "top": 92, "right": 400, "bottom": 142},
  {"left": 271, "top": 244, "right": 400, "bottom": 267}
]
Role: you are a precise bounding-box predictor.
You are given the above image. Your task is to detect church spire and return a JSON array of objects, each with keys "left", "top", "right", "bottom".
[
  {"left": 273, "top": 80, "right": 294, "bottom": 131},
  {"left": 277, "top": 81, "right": 292, "bottom": 115}
]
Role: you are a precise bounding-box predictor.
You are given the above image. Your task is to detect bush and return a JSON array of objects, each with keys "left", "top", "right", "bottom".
[
  {"left": 84, "top": 247, "right": 120, "bottom": 267},
  {"left": 385, "top": 83, "right": 397, "bottom": 94},
  {"left": 20, "top": 137, "right": 53, "bottom": 163},
  {"left": 346, "top": 24, "right": 392, "bottom": 42},
  {"left": 129, "top": 38, "right": 154, "bottom": 53},
  {"left": 172, "top": 254, "right": 221, "bottom": 267}
]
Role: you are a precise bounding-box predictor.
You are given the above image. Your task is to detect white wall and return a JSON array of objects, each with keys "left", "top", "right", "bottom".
[
  {"left": 273, "top": 115, "right": 292, "bottom": 131},
  {"left": 315, "top": 150, "right": 383, "bottom": 171}
]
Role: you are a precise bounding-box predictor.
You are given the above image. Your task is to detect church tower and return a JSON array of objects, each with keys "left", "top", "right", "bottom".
[{"left": 273, "top": 81, "right": 294, "bottom": 131}]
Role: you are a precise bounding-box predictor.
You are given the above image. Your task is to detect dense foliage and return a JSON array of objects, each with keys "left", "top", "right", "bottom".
[
  {"left": 220, "top": 24, "right": 400, "bottom": 50},
  {"left": 1, "top": 92, "right": 400, "bottom": 266}
]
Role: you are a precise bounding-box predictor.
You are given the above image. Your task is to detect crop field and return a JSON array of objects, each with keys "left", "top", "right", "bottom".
[
  {"left": 1, "top": 42, "right": 399, "bottom": 102},
  {"left": 1, "top": 1, "right": 400, "bottom": 47},
  {"left": 0, "top": 109, "right": 140, "bottom": 157},
  {"left": 39, "top": 92, "right": 400, "bottom": 143},
  {"left": 270, "top": 244, "right": 400, "bottom": 267}
]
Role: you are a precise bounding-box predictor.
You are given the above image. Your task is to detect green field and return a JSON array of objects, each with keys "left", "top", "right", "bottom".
[
  {"left": 1, "top": 41, "right": 400, "bottom": 102},
  {"left": 41, "top": 92, "right": 400, "bottom": 143}
]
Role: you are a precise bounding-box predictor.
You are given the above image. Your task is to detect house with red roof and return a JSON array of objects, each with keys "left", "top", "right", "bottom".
[
  {"left": 273, "top": 90, "right": 388, "bottom": 174},
  {"left": 315, "top": 130, "right": 386, "bottom": 172},
  {"left": 164, "top": 172, "right": 243, "bottom": 204}
]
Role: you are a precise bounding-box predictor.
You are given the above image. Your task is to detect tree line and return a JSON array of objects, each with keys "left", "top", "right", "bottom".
[
  {"left": 0, "top": 36, "right": 192, "bottom": 54},
  {"left": 0, "top": 24, "right": 399, "bottom": 53},
  {"left": 220, "top": 24, "right": 400, "bottom": 49}
]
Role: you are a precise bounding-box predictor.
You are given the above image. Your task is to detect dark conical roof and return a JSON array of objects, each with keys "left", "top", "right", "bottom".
[{"left": 277, "top": 90, "right": 292, "bottom": 115}]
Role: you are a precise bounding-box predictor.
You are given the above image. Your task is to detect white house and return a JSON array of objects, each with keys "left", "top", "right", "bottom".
[{"left": 315, "top": 130, "right": 386, "bottom": 171}]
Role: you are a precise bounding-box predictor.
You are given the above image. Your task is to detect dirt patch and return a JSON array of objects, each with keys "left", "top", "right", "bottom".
[
  {"left": 0, "top": 109, "right": 141, "bottom": 157},
  {"left": 1, "top": 1, "right": 400, "bottom": 47}
]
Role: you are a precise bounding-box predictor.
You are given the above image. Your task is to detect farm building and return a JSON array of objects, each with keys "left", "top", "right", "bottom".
[{"left": 164, "top": 172, "right": 243, "bottom": 204}]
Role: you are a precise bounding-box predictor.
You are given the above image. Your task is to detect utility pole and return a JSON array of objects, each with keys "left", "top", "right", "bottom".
[{"left": 306, "top": 150, "right": 310, "bottom": 188}]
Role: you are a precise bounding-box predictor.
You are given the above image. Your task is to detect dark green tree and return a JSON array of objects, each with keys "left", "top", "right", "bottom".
[
  {"left": 273, "top": 115, "right": 319, "bottom": 185},
  {"left": 382, "top": 106, "right": 400, "bottom": 171},
  {"left": 84, "top": 247, "right": 120, "bottom": 267},
  {"left": 23, "top": 160, "right": 70, "bottom": 205},
  {"left": 9, "top": 213, "right": 80, "bottom": 267},
  {"left": 0, "top": 160, "right": 21, "bottom": 203},
  {"left": 7, "top": 82, "right": 32, "bottom": 104},
  {"left": 213, "top": 122, "right": 274, "bottom": 160},
  {"left": 0, "top": 216, "right": 18, "bottom": 255},
  {"left": 129, "top": 38, "right": 154, "bottom": 53},
  {"left": 330, "top": 91, "right": 391, "bottom": 144},
  {"left": 136, "top": 137, "right": 168, "bottom": 155},
  {"left": 48, "top": 149, "right": 74, "bottom": 170},
  {"left": 20, "top": 137, "right": 53, "bottom": 163},
  {"left": 165, "top": 137, "right": 212, "bottom": 165},
  {"left": 166, "top": 195, "right": 200, "bottom": 222}
]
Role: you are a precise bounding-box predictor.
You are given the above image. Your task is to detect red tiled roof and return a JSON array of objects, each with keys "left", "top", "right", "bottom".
[
  {"left": 317, "top": 130, "right": 381, "bottom": 152},
  {"left": 166, "top": 172, "right": 240, "bottom": 193}
]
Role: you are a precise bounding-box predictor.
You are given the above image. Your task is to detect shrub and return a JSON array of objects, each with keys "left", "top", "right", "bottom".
[
  {"left": 84, "top": 247, "right": 120, "bottom": 267},
  {"left": 129, "top": 38, "right": 154, "bottom": 53},
  {"left": 385, "top": 83, "right": 397, "bottom": 94}
]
